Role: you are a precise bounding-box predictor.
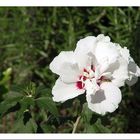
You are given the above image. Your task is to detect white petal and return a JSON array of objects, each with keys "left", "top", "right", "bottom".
[
  {"left": 74, "top": 35, "right": 112, "bottom": 70},
  {"left": 52, "top": 78, "right": 85, "bottom": 102},
  {"left": 95, "top": 65, "right": 101, "bottom": 79},
  {"left": 75, "top": 35, "right": 111, "bottom": 61},
  {"left": 101, "top": 72, "right": 112, "bottom": 79},
  {"left": 111, "top": 79, "right": 125, "bottom": 87},
  {"left": 117, "top": 45, "right": 130, "bottom": 62},
  {"left": 126, "top": 59, "right": 140, "bottom": 86},
  {"left": 75, "top": 36, "right": 97, "bottom": 56},
  {"left": 74, "top": 53, "right": 92, "bottom": 70},
  {"left": 117, "top": 46, "right": 140, "bottom": 86},
  {"left": 105, "top": 60, "right": 120, "bottom": 74},
  {"left": 60, "top": 62, "right": 81, "bottom": 83},
  {"left": 129, "top": 59, "right": 140, "bottom": 77},
  {"left": 50, "top": 51, "right": 74, "bottom": 75},
  {"left": 99, "top": 58, "right": 110, "bottom": 73},
  {"left": 126, "top": 76, "right": 138, "bottom": 86},
  {"left": 86, "top": 82, "right": 122, "bottom": 115},
  {"left": 85, "top": 79, "right": 100, "bottom": 95},
  {"left": 121, "top": 47, "right": 130, "bottom": 62},
  {"left": 50, "top": 51, "right": 81, "bottom": 83},
  {"left": 112, "top": 57, "right": 128, "bottom": 87},
  {"left": 95, "top": 42, "right": 120, "bottom": 65},
  {"left": 97, "top": 34, "right": 110, "bottom": 42},
  {"left": 136, "top": 66, "right": 140, "bottom": 76},
  {"left": 128, "top": 60, "right": 137, "bottom": 74}
]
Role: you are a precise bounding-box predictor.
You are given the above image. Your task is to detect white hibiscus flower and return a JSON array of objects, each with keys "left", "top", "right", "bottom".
[{"left": 49, "top": 34, "right": 140, "bottom": 115}]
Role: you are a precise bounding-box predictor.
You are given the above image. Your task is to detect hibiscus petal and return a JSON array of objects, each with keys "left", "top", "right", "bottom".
[
  {"left": 96, "top": 34, "right": 110, "bottom": 42},
  {"left": 75, "top": 36, "right": 97, "bottom": 56},
  {"left": 126, "top": 59, "right": 140, "bottom": 86},
  {"left": 126, "top": 76, "right": 138, "bottom": 86},
  {"left": 74, "top": 53, "right": 92, "bottom": 70},
  {"left": 75, "top": 34, "right": 110, "bottom": 58},
  {"left": 95, "top": 42, "right": 120, "bottom": 66},
  {"left": 85, "top": 79, "right": 100, "bottom": 95},
  {"left": 50, "top": 51, "right": 81, "bottom": 83},
  {"left": 50, "top": 51, "right": 74, "bottom": 75},
  {"left": 112, "top": 57, "right": 129, "bottom": 87},
  {"left": 52, "top": 78, "right": 85, "bottom": 102},
  {"left": 86, "top": 82, "right": 122, "bottom": 115},
  {"left": 74, "top": 36, "right": 97, "bottom": 69},
  {"left": 117, "top": 45, "right": 130, "bottom": 62},
  {"left": 128, "top": 60, "right": 137, "bottom": 73},
  {"left": 136, "top": 65, "right": 140, "bottom": 76},
  {"left": 74, "top": 35, "right": 113, "bottom": 70},
  {"left": 117, "top": 46, "right": 140, "bottom": 86}
]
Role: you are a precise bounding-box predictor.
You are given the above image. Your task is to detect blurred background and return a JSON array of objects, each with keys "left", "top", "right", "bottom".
[{"left": 0, "top": 7, "right": 140, "bottom": 133}]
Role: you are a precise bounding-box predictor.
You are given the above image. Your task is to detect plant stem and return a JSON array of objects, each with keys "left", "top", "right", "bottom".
[{"left": 72, "top": 116, "right": 81, "bottom": 133}]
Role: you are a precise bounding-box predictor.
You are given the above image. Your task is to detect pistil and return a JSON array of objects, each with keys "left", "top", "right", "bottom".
[{"left": 76, "top": 65, "right": 110, "bottom": 90}]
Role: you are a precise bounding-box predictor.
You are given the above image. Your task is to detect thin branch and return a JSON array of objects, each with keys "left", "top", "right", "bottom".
[{"left": 72, "top": 116, "right": 81, "bottom": 133}]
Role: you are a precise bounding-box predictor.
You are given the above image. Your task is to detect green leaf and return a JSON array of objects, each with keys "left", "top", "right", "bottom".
[
  {"left": 11, "top": 84, "right": 26, "bottom": 93},
  {"left": 26, "top": 118, "right": 37, "bottom": 133},
  {"left": 3, "top": 102, "right": 20, "bottom": 116},
  {"left": 36, "top": 97, "right": 59, "bottom": 117},
  {"left": 0, "top": 101, "right": 17, "bottom": 117},
  {"left": 40, "top": 123, "right": 54, "bottom": 133},
  {"left": 82, "top": 103, "right": 111, "bottom": 133},
  {"left": 82, "top": 103, "right": 93, "bottom": 123},
  {"left": 3, "top": 92, "right": 23, "bottom": 102},
  {"left": 0, "top": 92, "right": 23, "bottom": 117},
  {"left": 84, "top": 119, "right": 111, "bottom": 133},
  {"left": 0, "top": 85, "right": 8, "bottom": 94},
  {"left": 23, "top": 111, "right": 32, "bottom": 125},
  {"left": 0, "top": 67, "right": 12, "bottom": 85},
  {"left": 35, "top": 85, "right": 50, "bottom": 97},
  {"left": 17, "top": 97, "right": 35, "bottom": 118},
  {"left": 10, "top": 117, "right": 37, "bottom": 133},
  {"left": 21, "top": 96, "right": 35, "bottom": 107}
]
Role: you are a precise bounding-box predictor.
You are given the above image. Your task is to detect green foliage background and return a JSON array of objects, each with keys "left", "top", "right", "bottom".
[{"left": 0, "top": 7, "right": 140, "bottom": 133}]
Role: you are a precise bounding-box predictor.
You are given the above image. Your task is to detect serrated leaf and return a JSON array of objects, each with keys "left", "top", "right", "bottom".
[{"left": 36, "top": 97, "right": 59, "bottom": 117}]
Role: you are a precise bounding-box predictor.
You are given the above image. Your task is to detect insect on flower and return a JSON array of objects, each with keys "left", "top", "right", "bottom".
[{"left": 50, "top": 34, "right": 140, "bottom": 115}]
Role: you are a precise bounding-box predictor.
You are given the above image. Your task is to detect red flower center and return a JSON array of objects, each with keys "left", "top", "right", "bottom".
[
  {"left": 76, "top": 65, "right": 107, "bottom": 90},
  {"left": 76, "top": 65, "right": 95, "bottom": 89},
  {"left": 76, "top": 81, "right": 84, "bottom": 89}
]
